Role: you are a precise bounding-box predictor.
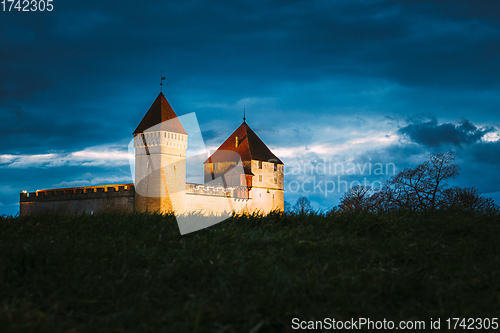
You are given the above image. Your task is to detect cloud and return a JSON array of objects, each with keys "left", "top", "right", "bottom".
[
  {"left": 398, "top": 117, "right": 496, "bottom": 147},
  {"left": 2, "top": 0, "right": 500, "bottom": 215},
  {"left": 0, "top": 144, "right": 131, "bottom": 169},
  {"left": 53, "top": 174, "right": 132, "bottom": 188}
]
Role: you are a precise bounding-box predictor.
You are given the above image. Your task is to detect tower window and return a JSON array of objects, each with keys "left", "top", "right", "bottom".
[
  {"left": 274, "top": 163, "right": 277, "bottom": 171},
  {"left": 235, "top": 136, "right": 239, "bottom": 148},
  {"left": 274, "top": 177, "right": 277, "bottom": 184},
  {"left": 259, "top": 175, "right": 262, "bottom": 182},
  {"left": 258, "top": 161, "right": 262, "bottom": 169}
]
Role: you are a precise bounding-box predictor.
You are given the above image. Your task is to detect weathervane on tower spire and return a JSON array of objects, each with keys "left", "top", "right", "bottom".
[
  {"left": 160, "top": 71, "right": 165, "bottom": 92},
  {"left": 243, "top": 108, "right": 246, "bottom": 122}
]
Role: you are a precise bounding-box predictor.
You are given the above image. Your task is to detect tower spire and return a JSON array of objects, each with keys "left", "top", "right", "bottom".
[{"left": 243, "top": 108, "right": 246, "bottom": 122}]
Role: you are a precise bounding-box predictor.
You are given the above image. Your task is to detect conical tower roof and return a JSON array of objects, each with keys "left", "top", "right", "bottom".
[
  {"left": 133, "top": 92, "right": 188, "bottom": 135},
  {"left": 205, "top": 121, "right": 283, "bottom": 164}
]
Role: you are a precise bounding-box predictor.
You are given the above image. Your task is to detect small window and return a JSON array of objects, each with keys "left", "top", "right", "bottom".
[
  {"left": 274, "top": 163, "right": 278, "bottom": 171},
  {"left": 258, "top": 161, "right": 262, "bottom": 169},
  {"left": 274, "top": 177, "right": 277, "bottom": 184},
  {"left": 259, "top": 175, "right": 262, "bottom": 182}
]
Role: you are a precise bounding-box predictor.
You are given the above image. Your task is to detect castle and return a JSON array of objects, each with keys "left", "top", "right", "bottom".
[{"left": 19, "top": 92, "right": 284, "bottom": 216}]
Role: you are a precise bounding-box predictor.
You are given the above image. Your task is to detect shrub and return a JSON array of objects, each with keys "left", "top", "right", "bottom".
[
  {"left": 337, "top": 152, "right": 498, "bottom": 215},
  {"left": 443, "top": 187, "right": 499, "bottom": 215}
]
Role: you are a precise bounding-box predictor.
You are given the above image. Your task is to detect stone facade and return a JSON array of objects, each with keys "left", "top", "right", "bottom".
[
  {"left": 134, "top": 130, "right": 188, "bottom": 214},
  {"left": 19, "top": 92, "right": 284, "bottom": 216},
  {"left": 20, "top": 184, "right": 135, "bottom": 216}
]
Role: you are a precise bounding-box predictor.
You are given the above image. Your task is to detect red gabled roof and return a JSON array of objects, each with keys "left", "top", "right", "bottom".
[
  {"left": 204, "top": 121, "right": 283, "bottom": 165},
  {"left": 133, "top": 92, "right": 188, "bottom": 135}
]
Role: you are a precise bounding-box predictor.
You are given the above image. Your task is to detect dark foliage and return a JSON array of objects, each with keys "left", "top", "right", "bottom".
[
  {"left": 338, "top": 185, "right": 373, "bottom": 212},
  {"left": 443, "top": 187, "right": 499, "bottom": 215},
  {"left": 339, "top": 152, "right": 498, "bottom": 214},
  {"left": 1, "top": 211, "right": 500, "bottom": 332}
]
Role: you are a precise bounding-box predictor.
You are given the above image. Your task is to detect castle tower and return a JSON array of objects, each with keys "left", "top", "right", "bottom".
[
  {"left": 133, "top": 92, "right": 188, "bottom": 214},
  {"left": 204, "top": 120, "right": 284, "bottom": 212}
]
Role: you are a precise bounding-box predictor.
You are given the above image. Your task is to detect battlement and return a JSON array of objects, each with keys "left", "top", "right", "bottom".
[
  {"left": 18, "top": 92, "right": 284, "bottom": 217},
  {"left": 133, "top": 131, "right": 187, "bottom": 149},
  {"left": 20, "top": 184, "right": 135, "bottom": 203},
  {"left": 185, "top": 183, "right": 249, "bottom": 200}
]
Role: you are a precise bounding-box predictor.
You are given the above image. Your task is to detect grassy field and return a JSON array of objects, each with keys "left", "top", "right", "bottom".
[{"left": 1, "top": 211, "right": 499, "bottom": 332}]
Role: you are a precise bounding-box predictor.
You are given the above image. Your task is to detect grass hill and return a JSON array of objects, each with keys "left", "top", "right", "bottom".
[{"left": 1, "top": 211, "right": 499, "bottom": 332}]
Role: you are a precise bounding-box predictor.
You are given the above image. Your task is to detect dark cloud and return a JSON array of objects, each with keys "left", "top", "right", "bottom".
[
  {"left": 2, "top": 0, "right": 500, "bottom": 215},
  {"left": 398, "top": 117, "right": 495, "bottom": 147},
  {"left": 201, "top": 130, "right": 219, "bottom": 142}
]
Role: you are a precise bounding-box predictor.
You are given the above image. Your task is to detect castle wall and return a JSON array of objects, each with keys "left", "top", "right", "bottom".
[
  {"left": 184, "top": 183, "right": 251, "bottom": 215},
  {"left": 134, "top": 132, "right": 187, "bottom": 214},
  {"left": 20, "top": 184, "right": 135, "bottom": 216},
  {"left": 249, "top": 187, "right": 284, "bottom": 213},
  {"left": 201, "top": 160, "right": 285, "bottom": 214},
  {"left": 251, "top": 160, "right": 284, "bottom": 191},
  {"left": 19, "top": 127, "right": 285, "bottom": 217},
  {"left": 248, "top": 160, "right": 284, "bottom": 213},
  {"left": 184, "top": 194, "right": 251, "bottom": 215}
]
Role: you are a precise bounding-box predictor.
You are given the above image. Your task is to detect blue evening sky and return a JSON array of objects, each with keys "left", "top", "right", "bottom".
[{"left": 1, "top": 0, "right": 500, "bottom": 215}]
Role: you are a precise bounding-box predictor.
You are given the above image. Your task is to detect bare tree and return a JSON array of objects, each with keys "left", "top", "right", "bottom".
[
  {"left": 293, "top": 196, "right": 313, "bottom": 214},
  {"left": 387, "top": 151, "right": 459, "bottom": 211},
  {"left": 443, "top": 187, "right": 499, "bottom": 214},
  {"left": 367, "top": 185, "right": 400, "bottom": 213},
  {"left": 336, "top": 152, "right": 466, "bottom": 212},
  {"left": 338, "top": 185, "right": 373, "bottom": 212}
]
